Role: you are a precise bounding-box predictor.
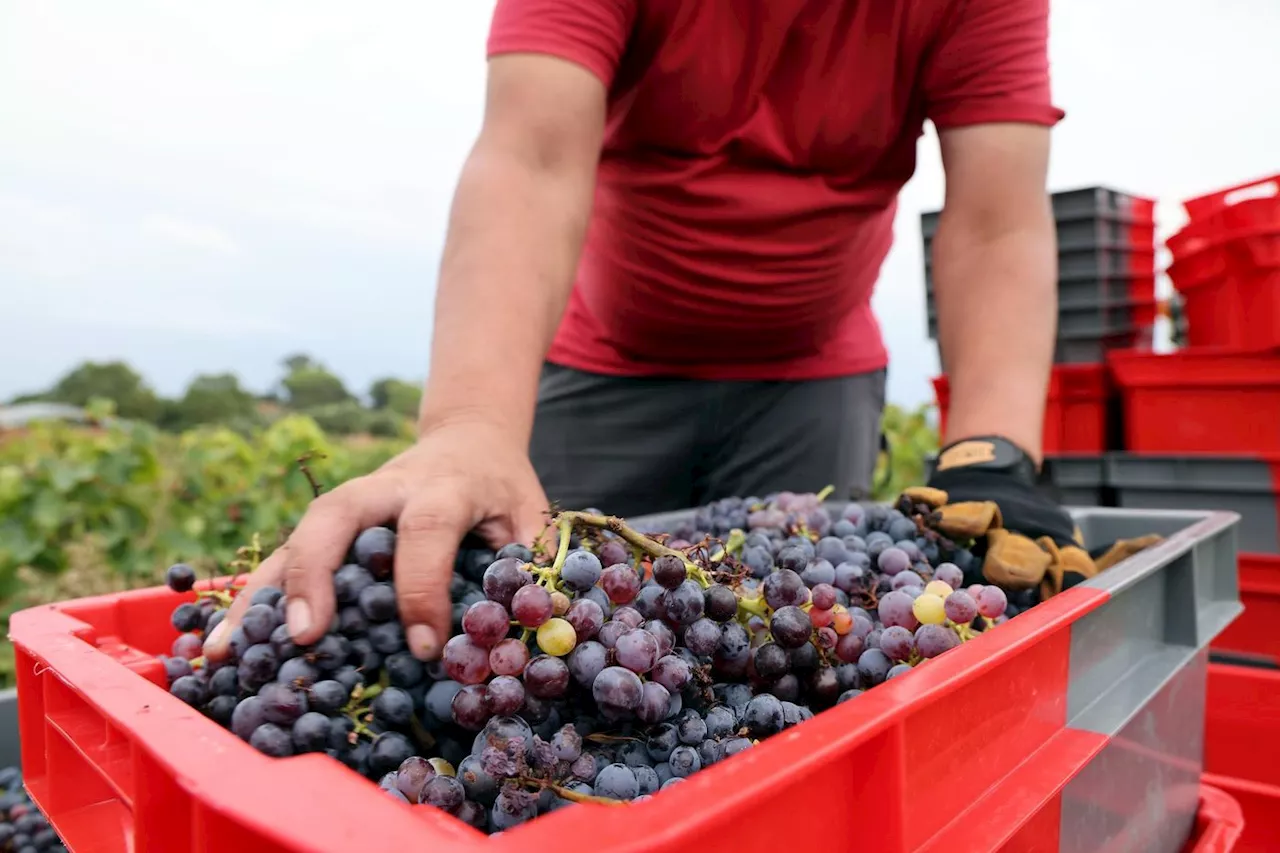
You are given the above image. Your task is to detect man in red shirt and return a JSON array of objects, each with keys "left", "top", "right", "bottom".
[{"left": 212, "top": 0, "right": 1080, "bottom": 661}]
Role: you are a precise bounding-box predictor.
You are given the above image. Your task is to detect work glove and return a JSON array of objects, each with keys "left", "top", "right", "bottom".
[{"left": 901, "top": 436, "right": 1161, "bottom": 601}]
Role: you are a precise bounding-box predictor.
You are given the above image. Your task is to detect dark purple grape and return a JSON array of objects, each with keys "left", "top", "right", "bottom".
[
  {"left": 482, "top": 557, "right": 529, "bottom": 609},
  {"left": 560, "top": 550, "right": 603, "bottom": 592},
  {"left": 451, "top": 684, "right": 493, "bottom": 731},
  {"left": 333, "top": 563, "right": 375, "bottom": 604},
  {"left": 170, "top": 675, "right": 207, "bottom": 707},
  {"left": 230, "top": 696, "right": 265, "bottom": 740},
  {"left": 166, "top": 563, "right": 196, "bottom": 593},
  {"left": 615, "top": 629, "right": 660, "bottom": 674},
  {"left": 613, "top": 606, "right": 644, "bottom": 629},
  {"left": 567, "top": 640, "right": 608, "bottom": 687},
  {"left": 663, "top": 580, "right": 704, "bottom": 625},
  {"left": 592, "top": 666, "right": 644, "bottom": 712},
  {"left": 369, "top": 732, "right": 416, "bottom": 778},
  {"left": 258, "top": 682, "right": 308, "bottom": 724},
  {"left": 422, "top": 776, "right": 466, "bottom": 813},
  {"left": 683, "top": 617, "right": 722, "bottom": 656},
  {"left": 752, "top": 642, "right": 790, "bottom": 681},
  {"left": 353, "top": 526, "right": 396, "bottom": 578},
  {"left": 372, "top": 686, "right": 414, "bottom": 727},
  {"left": 278, "top": 656, "right": 319, "bottom": 688},
  {"left": 650, "top": 655, "right": 692, "bottom": 693},
  {"left": 652, "top": 555, "right": 687, "bottom": 590},
  {"left": 358, "top": 583, "right": 398, "bottom": 623},
  {"left": 171, "top": 603, "right": 204, "bottom": 633},
  {"left": 396, "top": 756, "right": 436, "bottom": 802},
  {"left": 236, "top": 644, "right": 278, "bottom": 691},
  {"left": 762, "top": 570, "right": 809, "bottom": 609},
  {"left": 485, "top": 676, "right": 526, "bottom": 716},
  {"left": 598, "top": 620, "right": 627, "bottom": 649},
  {"left": 769, "top": 606, "right": 813, "bottom": 648},
  {"left": 636, "top": 681, "right": 672, "bottom": 724},
  {"left": 250, "top": 722, "right": 293, "bottom": 757},
  {"left": 743, "top": 693, "right": 784, "bottom": 737},
  {"left": 308, "top": 680, "right": 349, "bottom": 713},
  {"left": 523, "top": 655, "right": 570, "bottom": 699},
  {"left": 703, "top": 584, "right": 738, "bottom": 622}
]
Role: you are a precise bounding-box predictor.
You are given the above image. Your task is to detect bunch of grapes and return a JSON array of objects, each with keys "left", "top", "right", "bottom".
[
  {"left": 156, "top": 491, "right": 1025, "bottom": 834},
  {"left": 0, "top": 766, "right": 67, "bottom": 852}
]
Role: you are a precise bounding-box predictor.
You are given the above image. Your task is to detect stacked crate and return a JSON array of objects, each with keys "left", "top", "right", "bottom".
[{"left": 927, "top": 187, "right": 1158, "bottom": 499}]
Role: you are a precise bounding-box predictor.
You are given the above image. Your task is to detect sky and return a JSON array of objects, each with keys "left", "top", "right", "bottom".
[{"left": 1, "top": 0, "right": 1277, "bottom": 408}]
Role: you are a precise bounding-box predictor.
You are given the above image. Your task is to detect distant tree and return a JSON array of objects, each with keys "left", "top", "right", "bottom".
[
  {"left": 44, "top": 361, "right": 162, "bottom": 422},
  {"left": 167, "top": 373, "right": 259, "bottom": 430},
  {"left": 304, "top": 400, "right": 371, "bottom": 435},
  {"left": 282, "top": 353, "right": 318, "bottom": 374},
  {"left": 280, "top": 357, "right": 352, "bottom": 410},
  {"left": 369, "top": 378, "right": 422, "bottom": 420}
]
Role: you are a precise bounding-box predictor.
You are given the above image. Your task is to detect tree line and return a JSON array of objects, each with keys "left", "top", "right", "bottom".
[{"left": 7, "top": 355, "right": 422, "bottom": 438}]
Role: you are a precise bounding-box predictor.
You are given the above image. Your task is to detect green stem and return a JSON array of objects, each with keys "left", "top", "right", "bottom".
[
  {"left": 554, "top": 511, "right": 711, "bottom": 587},
  {"left": 816, "top": 484, "right": 835, "bottom": 502}
]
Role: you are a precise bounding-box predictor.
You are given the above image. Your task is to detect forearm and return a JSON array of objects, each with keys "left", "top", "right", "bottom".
[
  {"left": 932, "top": 208, "right": 1056, "bottom": 463},
  {"left": 420, "top": 146, "right": 595, "bottom": 443}
]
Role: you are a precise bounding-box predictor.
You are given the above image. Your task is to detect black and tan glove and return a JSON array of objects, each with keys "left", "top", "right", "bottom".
[{"left": 903, "top": 436, "right": 1162, "bottom": 601}]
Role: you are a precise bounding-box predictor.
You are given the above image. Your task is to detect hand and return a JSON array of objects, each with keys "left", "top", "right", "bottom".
[
  {"left": 204, "top": 420, "right": 550, "bottom": 662},
  {"left": 905, "top": 436, "right": 1160, "bottom": 600}
]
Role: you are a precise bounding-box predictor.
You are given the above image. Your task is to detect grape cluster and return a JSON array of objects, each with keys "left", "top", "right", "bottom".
[
  {"left": 0, "top": 766, "right": 67, "bottom": 852},
  {"left": 158, "top": 491, "right": 1027, "bottom": 834}
]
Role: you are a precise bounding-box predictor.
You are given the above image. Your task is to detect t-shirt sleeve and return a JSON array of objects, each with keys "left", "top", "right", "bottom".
[
  {"left": 922, "top": 0, "right": 1066, "bottom": 130},
  {"left": 487, "top": 0, "right": 637, "bottom": 89}
]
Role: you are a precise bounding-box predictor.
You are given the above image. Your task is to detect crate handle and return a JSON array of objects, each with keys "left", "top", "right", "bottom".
[{"left": 1184, "top": 174, "right": 1280, "bottom": 220}]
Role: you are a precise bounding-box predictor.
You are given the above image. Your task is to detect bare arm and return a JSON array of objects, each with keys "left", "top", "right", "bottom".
[
  {"left": 420, "top": 53, "right": 607, "bottom": 443},
  {"left": 931, "top": 122, "right": 1056, "bottom": 463}
]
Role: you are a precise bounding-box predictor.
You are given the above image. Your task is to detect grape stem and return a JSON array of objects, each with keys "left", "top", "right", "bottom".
[
  {"left": 522, "top": 778, "right": 628, "bottom": 808},
  {"left": 550, "top": 511, "right": 712, "bottom": 587}
]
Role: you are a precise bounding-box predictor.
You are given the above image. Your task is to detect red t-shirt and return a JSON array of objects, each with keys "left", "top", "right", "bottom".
[{"left": 488, "top": 0, "right": 1064, "bottom": 381}]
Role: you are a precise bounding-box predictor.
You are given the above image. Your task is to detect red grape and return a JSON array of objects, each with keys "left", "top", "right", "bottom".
[
  {"left": 511, "top": 584, "right": 554, "bottom": 628},
  {"left": 489, "top": 638, "right": 530, "bottom": 676},
  {"left": 615, "top": 629, "right": 660, "bottom": 674},
  {"left": 462, "top": 600, "right": 510, "bottom": 648},
  {"left": 523, "top": 655, "right": 570, "bottom": 699},
  {"left": 601, "top": 564, "right": 641, "bottom": 604},
  {"left": 565, "top": 598, "right": 605, "bottom": 642},
  {"left": 442, "top": 635, "right": 491, "bottom": 685}
]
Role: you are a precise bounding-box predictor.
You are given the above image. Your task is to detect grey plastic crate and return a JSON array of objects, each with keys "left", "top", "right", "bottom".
[
  {"left": 0, "top": 689, "right": 18, "bottom": 769},
  {"left": 923, "top": 244, "right": 1156, "bottom": 278},
  {"left": 631, "top": 503, "right": 1240, "bottom": 853},
  {"left": 1108, "top": 455, "right": 1280, "bottom": 553},
  {"left": 1049, "top": 186, "right": 1156, "bottom": 222}
]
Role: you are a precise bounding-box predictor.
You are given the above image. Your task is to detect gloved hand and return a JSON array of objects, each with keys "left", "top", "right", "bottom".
[{"left": 901, "top": 436, "right": 1161, "bottom": 601}]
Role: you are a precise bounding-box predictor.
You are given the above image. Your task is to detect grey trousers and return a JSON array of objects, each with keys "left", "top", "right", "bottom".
[{"left": 529, "top": 363, "right": 886, "bottom": 517}]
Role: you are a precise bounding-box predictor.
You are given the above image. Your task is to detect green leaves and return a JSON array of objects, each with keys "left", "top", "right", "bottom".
[{"left": 0, "top": 415, "right": 411, "bottom": 615}]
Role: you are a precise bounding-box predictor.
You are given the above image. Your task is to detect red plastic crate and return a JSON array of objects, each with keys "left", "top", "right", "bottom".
[
  {"left": 1172, "top": 265, "right": 1280, "bottom": 353},
  {"left": 1183, "top": 173, "right": 1280, "bottom": 226},
  {"left": 1211, "top": 554, "right": 1280, "bottom": 661},
  {"left": 1107, "top": 349, "right": 1280, "bottom": 453},
  {"left": 1203, "top": 661, "right": 1280, "bottom": 851},
  {"left": 1182, "top": 784, "right": 1246, "bottom": 853},
  {"left": 10, "top": 575, "right": 1141, "bottom": 853},
  {"left": 933, "top": 364, "right": 1113, "bottom": 453},
  {"left": 1201, "top": 775, "right": 1280, "bottom": 853}
]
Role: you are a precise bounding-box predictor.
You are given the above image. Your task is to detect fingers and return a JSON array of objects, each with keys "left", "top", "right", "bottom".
[
  {"left": 280, "top": 475, "right": 406, "bottom": 645},
  {"left": 203, "top": 548, "right": 286, "bottom": 660},
  {"left": 395, "top": 488, "right": 479, "bottom": 661}
]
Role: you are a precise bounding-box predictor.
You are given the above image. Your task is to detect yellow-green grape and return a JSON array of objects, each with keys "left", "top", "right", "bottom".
[
  {"left": 912, "top": 593, "right": 947, "bottom": 626},
  {"left": 924, "top": 580, "right": 954, "bottom": 599},
  {"left": 428, "top": 757, "right": 456, "bottom": 777},
  {"left": 536, "top": 617, "right": 578, "bottom": 656},
  {"left": 550, "top": 590, "right": 572, "bottom": 616}
]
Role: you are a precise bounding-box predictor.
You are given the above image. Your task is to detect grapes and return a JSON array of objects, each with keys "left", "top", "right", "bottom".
[
  {"left": 511, "top": 585, "right": 554, "bottom": 628},
  {"left": 145, "top": 494, "right": 1018, "bottom": 835},
  {"left": 652, "top": 555, "right": 687, "bottom": 589},
  {"left": 592, "top": 666, "right": 644, "bottom": 712},
  {"left": 945, "top": 590, "right": 978, "bottom": 624},
  {"left": 601, "top": 564, "right": 641, "bottom": 604},
  {"left": 443, "top": 635, "right": 492, "bottom": 685},
  {"left": 489, "top": 638, "right": 531, "bottom": 676},
  {"left": 523, "top": 655, "right": 571, "bottom": 699},
  {"left": 877, "top": 547, "right": 911, "bottom": 576},
  {"left": 912, "top": 593, "right": 947, "bottom": 626},
  {"left": 976, "top": 585, "right": 1009, "bottom": 619},
  {"left": 535, "top": 618, "right": 577, "bottom": 656},
  {"left": 462, "top": 601, "right": 511, "bottom": 648},
  {"left": 560, "top": 550, "right": 603, "bottom": 592},
  {"left": 878, "top": 590, "right": 920, "bottom": 631},
  {"left": 165, "top": 562, "right": 196, "bottom": 592}
]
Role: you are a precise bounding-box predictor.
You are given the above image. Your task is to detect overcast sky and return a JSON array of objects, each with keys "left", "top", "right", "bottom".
[{"left": 1, "top": 0, "right": 1277, "bottom": 407}]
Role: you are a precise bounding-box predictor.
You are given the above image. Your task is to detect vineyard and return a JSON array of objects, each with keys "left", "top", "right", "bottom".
[{"left": 0, "top": 404, "right": 937, "bottom": 687}]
